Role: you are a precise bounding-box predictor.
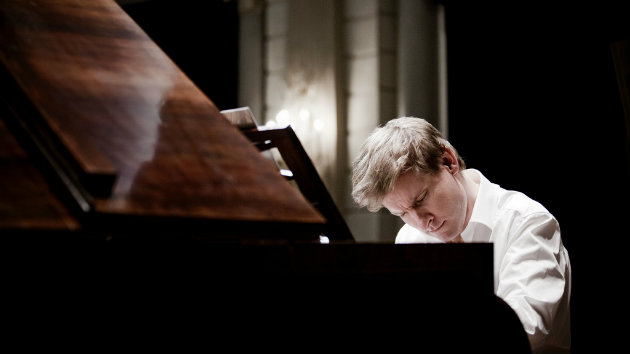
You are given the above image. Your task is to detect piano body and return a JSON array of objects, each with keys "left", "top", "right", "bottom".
[{"left": 0, "top": 1, "right": 530, "bottom": 352}]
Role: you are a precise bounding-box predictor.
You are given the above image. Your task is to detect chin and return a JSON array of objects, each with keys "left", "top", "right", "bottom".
[{"left": 439, "top": 233, "right": 458, "bottom": 243}]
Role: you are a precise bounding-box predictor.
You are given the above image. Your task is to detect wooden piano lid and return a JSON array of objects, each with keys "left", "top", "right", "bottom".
[{"left": 0, "top": 0, "right": 326, "bottom": 240}]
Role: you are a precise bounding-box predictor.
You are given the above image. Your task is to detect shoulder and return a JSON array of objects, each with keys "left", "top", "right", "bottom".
[
  {"left": 475, "top": 173, "right": 559, "bottom": 237},
  {"left": 495, "top": 189, "right": 560, "bottom": 241},
  {"left": 473, "top": 169, "right": 551, "bottom": 218},
  {"left": 497, "top": 189, "right": 550, "bottom": 217}
]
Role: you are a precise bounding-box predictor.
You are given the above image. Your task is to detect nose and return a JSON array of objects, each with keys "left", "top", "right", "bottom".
[{"left": 408, "top": 209, "right": 433, "bottom": 231}]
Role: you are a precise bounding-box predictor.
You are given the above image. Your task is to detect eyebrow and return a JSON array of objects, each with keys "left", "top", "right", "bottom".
[
  {"left": 408, "top": 190, "right": 425, "bottom": 208},
  {"left": 409, "top": 190, "right": 424, "bottom": 209},
  {"left": 389, "top": 189, "right": 425, "bottom": 217}
]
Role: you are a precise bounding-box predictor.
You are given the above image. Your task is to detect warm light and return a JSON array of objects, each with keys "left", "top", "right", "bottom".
[
  {"left": 298, "top": 108, "right": 310, "bottom": 123},
  {"left": 313, "top": 118, "right": 324, "bottom": 132},
  {"left": 265, "top": 120, "right": 277, "bottom": 128},
  {"left": 276, "top": 109, "right": 290, "bottom": 127}
]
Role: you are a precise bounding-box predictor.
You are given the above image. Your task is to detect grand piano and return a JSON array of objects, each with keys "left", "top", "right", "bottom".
[{"left": 0, "top": 1, "right": 530, "bottom": 352}]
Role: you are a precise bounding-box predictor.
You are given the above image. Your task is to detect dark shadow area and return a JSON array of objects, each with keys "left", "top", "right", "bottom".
[
  {"left": 121, "top": 0, "right": 239, "bottom": 111},
  {"left": 2, "top": 240, "right": 530, "bottom": 353},
  {"left": 444, "top": 1, "right": 630, "bottom": 352}
]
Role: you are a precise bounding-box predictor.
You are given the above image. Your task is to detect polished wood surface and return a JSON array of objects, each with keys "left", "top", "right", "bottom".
[
  {"left": 0, "top": 118, "right": 78, "bottom": 231},
  {"left": 0, "top": 0, "right": 324, "bottom": 238},
  {"left": 221, "top": 106, "right": 259, "bottom": 131}
]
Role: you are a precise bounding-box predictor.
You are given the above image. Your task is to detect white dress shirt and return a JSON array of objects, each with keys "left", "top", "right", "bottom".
[{"left": 396, "top": 169, "right": 571, "bottom": 353}]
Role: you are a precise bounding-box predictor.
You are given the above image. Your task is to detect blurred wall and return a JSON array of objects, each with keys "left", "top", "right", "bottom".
[{"left": 243, "top": 0, "right": 442, "bottom": 242}]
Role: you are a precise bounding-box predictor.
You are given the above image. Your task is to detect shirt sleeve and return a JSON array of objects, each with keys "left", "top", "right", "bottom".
[{"left": 495, "top": 211, "right": 569, "bottom": 352}]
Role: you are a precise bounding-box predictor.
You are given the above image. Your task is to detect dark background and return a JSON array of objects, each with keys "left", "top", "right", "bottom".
[
  {"left": 121, "top": 0, "right": 239, "bottom": 111},
  {"left": 445, "top": 1, "right": 629, "bottom": 353},
  {"left": 121, "top": 0, "right": 629, "bottom": 352}
]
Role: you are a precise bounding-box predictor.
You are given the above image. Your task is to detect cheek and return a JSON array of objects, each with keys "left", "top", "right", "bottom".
[
  {"left": 401, "top": 214, "right": 419, "bottom": 228},
  {"left": 435, "top": 184, "right": 466, "bottom": 218},
  {"left": 445, "top": 188, "right": 468, "bottom": 226}
]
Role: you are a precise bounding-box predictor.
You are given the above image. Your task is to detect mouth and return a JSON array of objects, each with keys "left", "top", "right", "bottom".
[{"left": 427, "top": 220, "right": 444, "bottom": 233}]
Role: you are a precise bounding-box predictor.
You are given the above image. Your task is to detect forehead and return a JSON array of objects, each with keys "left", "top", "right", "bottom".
[{"left": 382, "top": 171, "right": 432, "bottom": 210}]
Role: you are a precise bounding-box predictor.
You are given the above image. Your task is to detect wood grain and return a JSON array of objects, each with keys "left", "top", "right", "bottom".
[
  {"left": 0, "top": 117, "right": 79, "bottom": 231},
  {"left": 0, "top": 0, "right": 325, "bottom": 238}
]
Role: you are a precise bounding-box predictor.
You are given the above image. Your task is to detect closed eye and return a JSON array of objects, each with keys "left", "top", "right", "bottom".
[
  {"left": 413, "top": 192, "right": 427, "bottom": 207},
  {"left": 391, "top": 211, "right": 406, "bottom": 218}
]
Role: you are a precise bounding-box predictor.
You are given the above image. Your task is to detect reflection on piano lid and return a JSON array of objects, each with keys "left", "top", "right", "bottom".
[{"left": 0, "top": 0, "right": 326, "bottom": 241}]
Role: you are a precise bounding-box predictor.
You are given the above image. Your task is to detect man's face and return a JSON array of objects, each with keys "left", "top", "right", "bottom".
[{"left": 382, "top": 166, "right": 469, "bottom": 242}]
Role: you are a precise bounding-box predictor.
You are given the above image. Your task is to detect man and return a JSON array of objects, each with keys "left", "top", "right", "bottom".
[{"left": 351, "top": 117, "right": 571, "bottom": 353}]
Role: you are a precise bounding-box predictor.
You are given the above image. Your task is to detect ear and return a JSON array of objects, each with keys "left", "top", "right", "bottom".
[{"left": 442, "top": 147, "right": 460, "bottom": 175}]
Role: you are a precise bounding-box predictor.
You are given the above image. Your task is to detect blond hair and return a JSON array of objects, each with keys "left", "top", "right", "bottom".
[{"left": 351, "top": 117, "right": 465, "bottom": 212}]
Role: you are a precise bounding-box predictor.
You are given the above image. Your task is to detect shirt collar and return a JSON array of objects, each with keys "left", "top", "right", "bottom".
[{"left": 461, "top": 169, "right": 497, "bottom": 242}]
